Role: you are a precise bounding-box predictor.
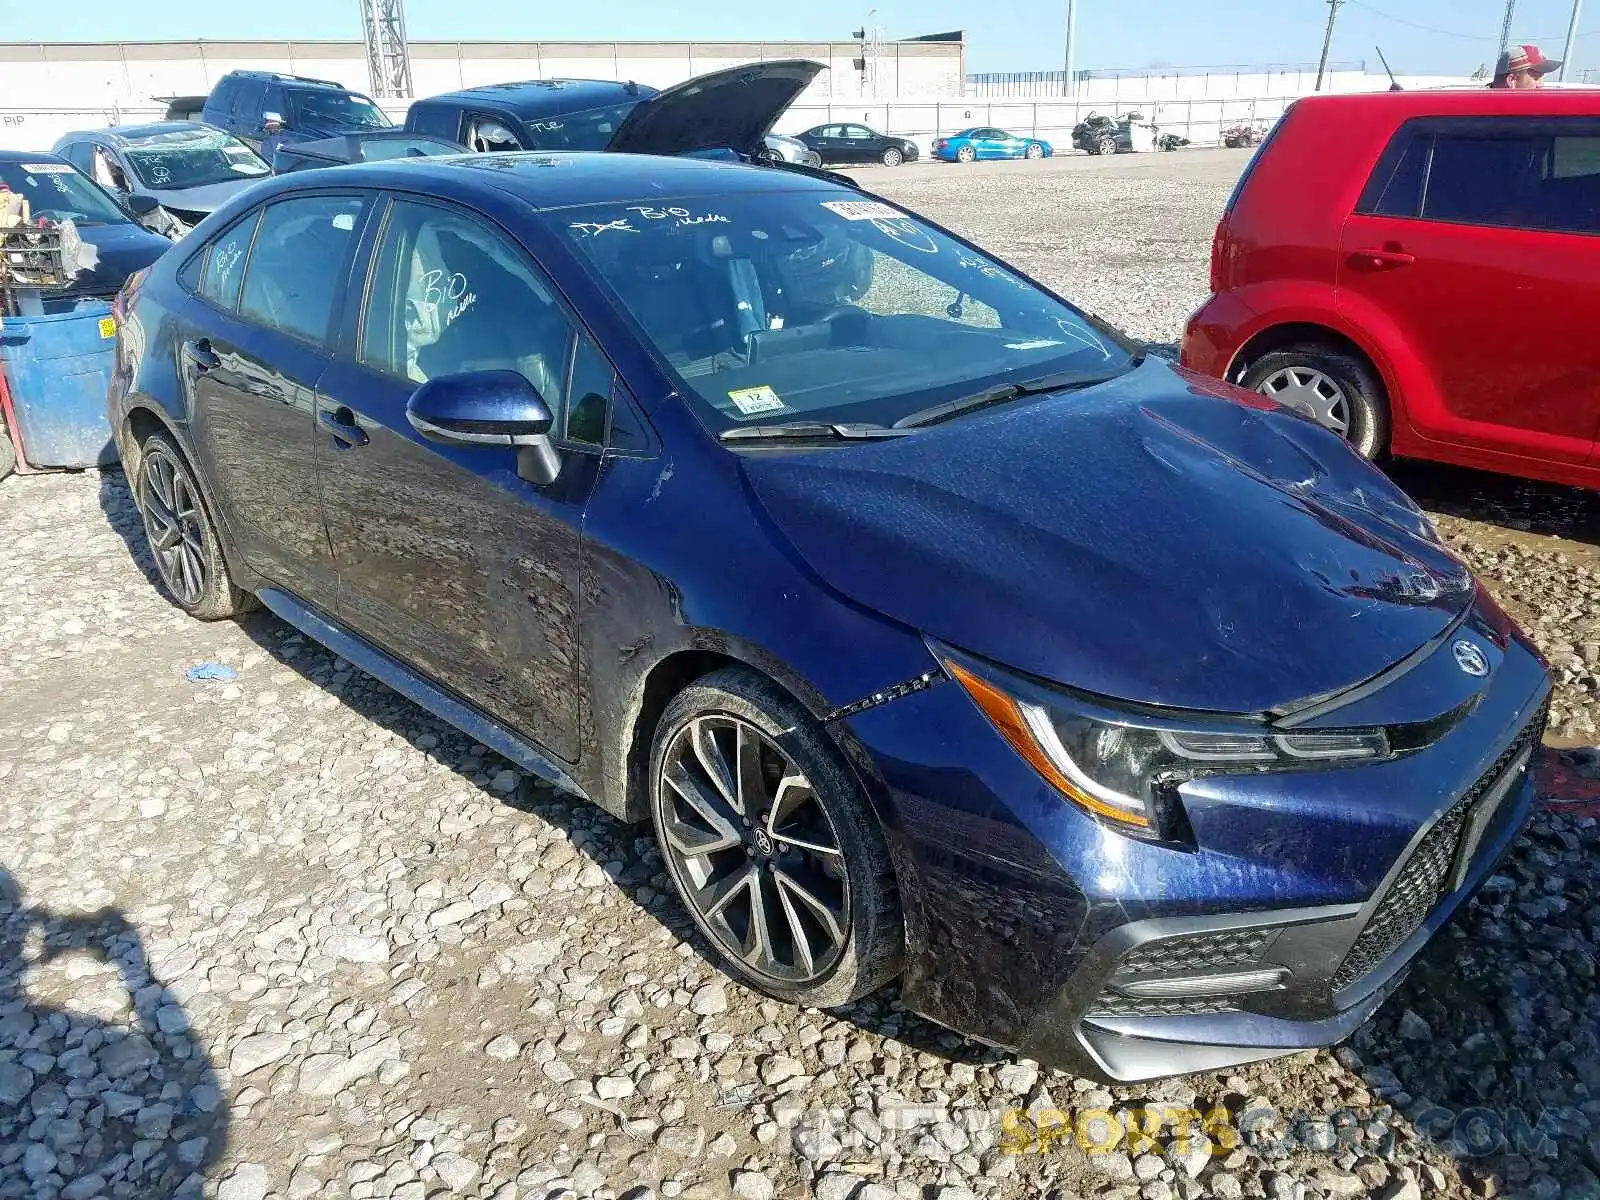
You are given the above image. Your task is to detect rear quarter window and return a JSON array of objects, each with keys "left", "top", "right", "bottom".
[{"left": 1222, "top": 103, "right": 1296, "bottom": 217}]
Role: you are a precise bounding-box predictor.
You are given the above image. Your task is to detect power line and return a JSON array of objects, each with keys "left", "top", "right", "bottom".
[{"left": 1345, "top": 0, "right": 1596, "bottom": 42}]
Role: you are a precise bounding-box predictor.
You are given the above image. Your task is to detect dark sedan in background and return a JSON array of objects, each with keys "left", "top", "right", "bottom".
[
  {"left": 109, "top": 150, "right": 1550, "bottom": 1081},
  {"left": 797, "top": 122, "right": 919, "bottom": 166}
]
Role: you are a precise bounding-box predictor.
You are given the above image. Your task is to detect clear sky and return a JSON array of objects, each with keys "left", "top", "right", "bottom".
[{"left": 2, "top": 0, "right": 1593, "bottom": 79}]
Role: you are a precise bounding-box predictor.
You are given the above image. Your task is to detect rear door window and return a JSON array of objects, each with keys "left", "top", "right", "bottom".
[
  {"left": 1358, "top": 117, "right": 1600, "bottom": 235},
  {"left": 237, "top": 194, "right": 367, "bottom": 343},
  {"left": 196, "top": 211, "right": 262, "bottom": 312},
  {"left": 232, "top": 80, "right": 267, "bottom": 121}
]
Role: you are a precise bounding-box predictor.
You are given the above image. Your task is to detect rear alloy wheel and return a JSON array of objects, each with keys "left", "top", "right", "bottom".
[
  {"left": 135, "top": 431, "right": 252, "bottom": 619},
  {"left": 650, "top": 668, "right": 902, "bottom": 1007},
  {"left": 956, "top": 145, "right": 976, "bottom": 163},
  {"left": 1240, "top": 344, "right": 1390, "bottom": 460},
  {"left": 1025, "top": 142, "right": 1045, "bottom": 160},
  {"left": 882, "top": 146, "right": 904, "bottom": 167},
  {"left": 1096, "top": 134, "right": 1117, "bottom": 156}
]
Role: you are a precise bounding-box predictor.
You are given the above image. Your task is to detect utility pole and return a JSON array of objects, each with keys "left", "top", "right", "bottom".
[
  {"left": 1315, "top": 0, "right": 1342, "bottom": 92},
  {"left": 1497, "top": 0, "right": 1518, "bottom": 59},
  {"left": 1560, "top": 0, "right": 1584, "bottom": 80},
  {"left": 1063, "top": 0, "right": 1079, "bottom": 98}
]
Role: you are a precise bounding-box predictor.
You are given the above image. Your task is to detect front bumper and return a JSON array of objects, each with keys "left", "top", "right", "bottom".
[{"left": 844, "top": 603, "right": 1550, "bottom": 1080}]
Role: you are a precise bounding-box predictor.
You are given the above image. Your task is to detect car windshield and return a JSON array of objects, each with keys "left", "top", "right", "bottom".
[
  {"left": 522, "top": 100, "right": 642, "bottom": 151},
  {"left": 556, "top": 191, "right": 1133, "bottom": 432},
  {"left": 290, "top": 91, "right": 391, "bottom": 129},
  {"left": 124, "top": 130, "right": 269, "bottom": 190},
  {"left": 0, "top": 161, "right": 128, "bottom": 225}
]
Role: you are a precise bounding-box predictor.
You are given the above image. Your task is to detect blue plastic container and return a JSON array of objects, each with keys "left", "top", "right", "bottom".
[{"left": 1, "top": 301, "right": 119, "bottom": 470}]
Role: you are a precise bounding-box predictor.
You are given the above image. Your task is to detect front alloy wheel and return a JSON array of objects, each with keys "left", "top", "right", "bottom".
[
  {"left": 882, "top": 146, "right": 904, "bottom": 167},
  {"left": 1026, "top": 142, "right": 1045, "bottom": 159},
  {"left": 658, "top": 715, "right": 848, "bottom": 984},
  {"left": 649, "top": 668, "right": 902, "bottom": 1007}
]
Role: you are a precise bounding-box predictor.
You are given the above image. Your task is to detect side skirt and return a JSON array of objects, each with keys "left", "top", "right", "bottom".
[{"left": 256, "top": 587, "right": 589, "bottom": 800}]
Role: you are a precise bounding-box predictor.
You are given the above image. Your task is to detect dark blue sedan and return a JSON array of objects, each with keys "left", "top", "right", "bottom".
[{"left": 108, "top": 151, "right": 1551, "bottom": 1081}]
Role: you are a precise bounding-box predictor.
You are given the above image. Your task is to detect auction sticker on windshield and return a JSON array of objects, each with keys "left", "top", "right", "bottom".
[
  {"left": 821, "top": 200, "right": 903, "bottom": 221},
  {"left": 728, "top": 385, "right": 787, "bottom": 416},
  {"left": 22, "top": 163, "right": 74, "bottom": 175}
]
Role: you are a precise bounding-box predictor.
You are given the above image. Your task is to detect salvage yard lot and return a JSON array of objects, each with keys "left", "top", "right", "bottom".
[{"left": 2, "top": 148, "right": 1598, "bottom": 1200}]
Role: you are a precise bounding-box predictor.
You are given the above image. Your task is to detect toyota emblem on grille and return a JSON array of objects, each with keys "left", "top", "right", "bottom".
[{"left": 1453, "top": 639, "right": 1490, "bottom": 677}]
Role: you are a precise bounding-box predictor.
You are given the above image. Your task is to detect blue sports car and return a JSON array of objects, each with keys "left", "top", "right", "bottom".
[
  {"left": 110, "top": 150, "right": 1549, "bottom": 1081},
  {"left": 932, "top": 126, "right": 1053, "bottom": 162}
]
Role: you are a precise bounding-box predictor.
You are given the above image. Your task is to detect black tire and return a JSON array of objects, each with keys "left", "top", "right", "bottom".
[
  {"left": 649, "top": 667, "right": 903, "bottom": 1009},
  {"left": 1095, "top": 134, "right": 1116, "bottom": 156},
  {"left": 881, "top": 146, "right": 904, "bottom": 167},
  {"left": 1239, "top": 343, "right": 1391, "bottom": 460},
  {"left": 956, "top": 145, "right": 976, "bottom": 163},
  {"left": 134, "top": 431, "right": 253, "bottom": 620},
  {"left": 0, "top": 422, "right": 14, "bottom": 482}
]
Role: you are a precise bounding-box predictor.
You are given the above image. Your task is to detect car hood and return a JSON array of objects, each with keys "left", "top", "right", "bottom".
[
  {"left": 75, "top": 222, "right": 172, "bottom": 292},
  {"left": 145, "top": 177, "right": 260, "bottom": 215},
  {"left": 605, "top": 60, "right": 822, "bottom": 157},
  {"left": 738, "top": 359, "right": 1474, "bottom": 715}
]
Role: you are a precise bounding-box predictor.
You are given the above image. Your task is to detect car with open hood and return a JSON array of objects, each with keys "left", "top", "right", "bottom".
[
  {"left": 0, "top": 152, "right": 172, "bottom": 303},
  {"left": 52, "top": 123, "right": 271, "bottom": 238},
  {"left": 403, "top": 61, "right": 821, "bottom": 163},
  {"left": 108, "top": 150, "right": 1551, "bottom": 1082}
]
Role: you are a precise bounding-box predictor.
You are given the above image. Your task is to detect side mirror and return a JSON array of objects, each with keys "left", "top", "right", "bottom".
[
  {"left": 406, "top": 370, "right": 562, "bottom": 483},
  {"left": 126, "top": 194, "right": 160, "bottom": 216}
]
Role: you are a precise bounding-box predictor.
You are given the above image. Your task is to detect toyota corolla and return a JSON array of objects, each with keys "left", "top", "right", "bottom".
[{"left": 108, "top": 151, "right": 1550, "bottom": 1081}]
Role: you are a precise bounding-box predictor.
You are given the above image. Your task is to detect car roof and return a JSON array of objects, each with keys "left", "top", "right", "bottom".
[
  {"left": 65, "top": 122, "right": 224, "bottom": 147},
  {"left": 222, "top": 70, "right": 351, "bottom": 93},
  {"left": 1290, "top": 86, "right": 1600, "bottom": 121},
  {"left": 414, "top": 78, "right": 657, "bottom": 119},
  {"left": 258, "top": 150, "right": 847, "bottom": 210},
  {"left": 0, "top": 149, "right": 68, "bottom": 164}
]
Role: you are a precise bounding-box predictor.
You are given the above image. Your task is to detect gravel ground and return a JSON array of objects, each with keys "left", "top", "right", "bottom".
[{"left": 3, "top": 150, "right": 1599, "bottom": 1200}]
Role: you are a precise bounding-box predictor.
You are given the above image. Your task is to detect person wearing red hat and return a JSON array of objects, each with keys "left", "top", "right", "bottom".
[{"left": 1491, "top": 44, "right": 1562, "bottom": 88}]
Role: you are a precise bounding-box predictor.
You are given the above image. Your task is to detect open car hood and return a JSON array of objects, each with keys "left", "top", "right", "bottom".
[{"left": 605, "top": 60, "right": 822, "bottom": 158}]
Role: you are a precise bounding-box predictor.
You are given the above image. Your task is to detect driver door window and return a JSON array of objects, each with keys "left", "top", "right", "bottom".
[
  {"left": 361, "top": 199, "right": 576, "bottom": 417},
  {"left": 92, "top": 148, "right": 129, "bottom": 193},
  {"left": 467, "top": 116, "right": 522, "bottom": 153}
]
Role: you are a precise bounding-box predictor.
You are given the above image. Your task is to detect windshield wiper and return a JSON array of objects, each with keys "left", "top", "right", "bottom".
[
  {"left": 891, "top": 367, "right": 1126, "bottom": 430},
  {"left": 718, "top": 421, "right": 913, "bottom": 444}
]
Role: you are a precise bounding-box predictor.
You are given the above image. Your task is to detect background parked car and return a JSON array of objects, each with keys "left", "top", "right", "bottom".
[
  {"left": 932, "top": 128, "right": 1051, "bottom": 163},
  {"left": 796, "top": 123, "right": 918, "bottom": 167},
  {"left": 201, "top": 70, "right": 391, "bottom": 152},
  {"left": 52, "top": 124, "right": 270, "bottom": 238},
  {"left": 404, "top": 62, "right": 821, "bottom": 165},
  {"left": 758, "top": 132, "right": 822, "bottom": 168},
  {"left": 1183, "top": 88, "right": 1600, "bottom": 489},
  {"left": 0, "top": 152, "right": 171, "bottom": 300},
  {"left": 270, "top": 131, "right": 469, "bottom": 174}
]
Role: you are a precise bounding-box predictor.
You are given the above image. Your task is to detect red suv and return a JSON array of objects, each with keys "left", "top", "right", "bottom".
[{"left": 1183, "top": 89, "right": 1600, "bottom": 487}]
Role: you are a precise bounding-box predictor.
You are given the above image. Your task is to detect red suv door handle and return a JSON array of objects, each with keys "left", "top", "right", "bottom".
[{"left": 1351, "top": 247, "right": 1416, "bottom": 269}]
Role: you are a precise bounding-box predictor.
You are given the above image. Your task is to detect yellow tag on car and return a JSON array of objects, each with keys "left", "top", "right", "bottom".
[{"left": 98, "top": 317, "right": 116, "bottom": 339}]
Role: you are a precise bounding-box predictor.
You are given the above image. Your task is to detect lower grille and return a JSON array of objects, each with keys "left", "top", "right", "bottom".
[
  {"left": 1089, "top": 994, "right": 1239, "bottom": 1017},
  {"left": 1330, "top": 700, "right": 1547, "bottom": 993},
  {"left": 1116, "top": 927, "right": 1275, "bottom": 976}
]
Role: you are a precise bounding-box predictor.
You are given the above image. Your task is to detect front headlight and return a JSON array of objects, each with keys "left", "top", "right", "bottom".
[{"left": 943, "top": 654, "right": 1390, "bottom": 837}]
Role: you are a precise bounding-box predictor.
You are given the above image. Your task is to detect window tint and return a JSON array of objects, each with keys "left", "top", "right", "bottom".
[
  {"left": 232, "top": 80, "right": 267, "bottom": 120},
  {"left": 565, "top": 333, "right": 612, "bottom": 446},
  {"left": 59, "top": 142, "right": 94, "bottom": 174},
  {"left": 208, "top": 79, "right": 237, "bottom": 113},
  {"left": 361, "top": 200, "right": 575, "bottom": 413},
  {"left": 237, "top": 195, "right": 364, "bottom": 343},
  {"left": 1366, "top": 119, "right": 1600, "bottom": 236},
  {"left": 196, "top": 211, "right": 260, "bottom": 311},
  {"left": 846, "top": 125, "right": 873, "bottom": 139}
]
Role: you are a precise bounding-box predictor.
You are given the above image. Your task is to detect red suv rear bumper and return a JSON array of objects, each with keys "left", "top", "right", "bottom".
[{"left": 1179, "top": 291, "right": 1256, "bottom": 382}]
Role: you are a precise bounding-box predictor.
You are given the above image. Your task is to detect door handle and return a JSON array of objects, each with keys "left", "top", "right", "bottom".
[
  {"left": 319, "top": 406, "right": 370, "bottom": 448},
  {"left": 1350, "top": 247, "right": 1416, "bottom": 269},
  {"left": 182, "top": 338, "right": 220, "bottom": 371}
]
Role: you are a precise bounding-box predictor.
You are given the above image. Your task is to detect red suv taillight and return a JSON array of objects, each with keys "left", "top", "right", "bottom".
[{"left": 1209, "top": 223, "right": 1227, "bottom": 293}]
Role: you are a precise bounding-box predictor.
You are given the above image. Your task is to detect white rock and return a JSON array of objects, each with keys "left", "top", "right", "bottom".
[
  {"left": 218, "top": 1163, "right": 270, "bottom": 1200},
  {"left": 326, "top": 930, "right": 390, "bottom": 964},
  {"left": 731, "top": 1170, "right": 775, "bottom": 1200},
  {"left": 0, "top": 1062, "right": 35, "bottom": 1106},
  {"left": 230, "top": 1033, "right": 293, "bottom": 1076},
  {"left": 428, "top": 900, "right": 477, "bottom": 927},
  {"left": 297, "top": 1038, "right": 402, "bottom": 1096},
  {"left": 470, "top": 879, "right": 515, "bottom": 909},
  {"left": 688, "top": 982, "right": 728, "bottom": 1016},
  {"left": 433, "top": 1153, "right": 480, "bottom": 1192},
  {"left": 484, "top": 1035, "right": 521, "bottom": 1061}
]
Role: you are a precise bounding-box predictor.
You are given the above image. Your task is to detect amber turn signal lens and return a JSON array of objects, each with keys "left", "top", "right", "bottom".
[{"left": 944, "top": 660, "right": 1152, "bottom": 830}]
